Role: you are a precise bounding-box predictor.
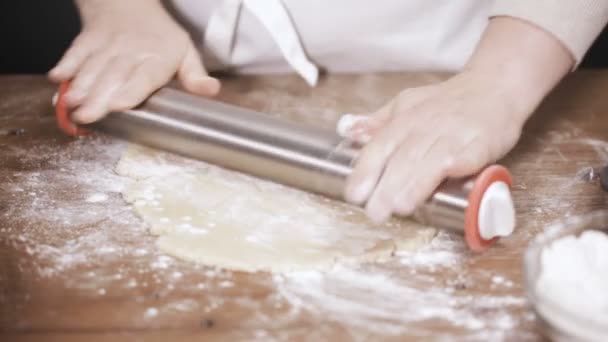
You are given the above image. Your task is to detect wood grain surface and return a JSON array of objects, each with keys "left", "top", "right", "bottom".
[{"left": 2, "top": 73, "right": 608, "bottom": 341}]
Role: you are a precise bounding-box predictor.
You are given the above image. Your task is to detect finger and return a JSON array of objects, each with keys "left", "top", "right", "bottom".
[
  {"left": 360, "top": 88, "right": 422, "bottom": 126},
  {"left": 109, "top": 58, "right": 174, "bottom": 110},
  {"left": 348, "top": 89, "right": 425, "bottom": 144},
  {"left": 71, "top": 57, "right": 138, "bottom": 124},
  {"left": 391, "top": 160, "right": 449, "bottom": 221},
  {"left": 390, "top": 138, "right": 454, "bottom": 218},
  {"left": 178, "top": 47, "right": 220, "bottom": 97},
  {"left": 447, "top": 138, "right": 491, "bottom": 178},
  {"left": 344, "top": 112, "right": 416, "bottom": 206},
  {"left": 367, "top": 98, "right": 396, "bottom": 123},
  {"left": 391, "top": 129, "right": 495, "bottom": 215},
  {"left": 344, "top": 102, "right": 394, "bottom": 141},
  {"left": 364, "top": 131, "right": 440, "bottom": 223},
  {"left": 65, "top": 53, "right": 112, "bottom": 107},
  {"left": 336, "top": 114, "right": 375, "bottom": 145},
  {"left": 49, "top": 34, "right": 96, "bottom": 82},
  {"left": 446, "top": 125, "right": 521, "bottom": 179},
  {"left": 379, "top": 133, "right": 496, "bottom": 220}
]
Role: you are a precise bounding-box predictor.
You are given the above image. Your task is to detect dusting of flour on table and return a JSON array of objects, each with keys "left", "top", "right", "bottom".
[
  {"left": 85, "top": 193, "right": 109, "bottom": 203},
  {"left": 272, "top": 231, "right": 529, "bottom": 340},
  {"left": 2, "top": 134, "right": 531, "bottom": 340}
]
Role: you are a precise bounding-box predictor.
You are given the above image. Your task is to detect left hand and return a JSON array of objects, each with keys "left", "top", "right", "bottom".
[{"left": 343, "top": 70, "right": 528, "bottom": 223}]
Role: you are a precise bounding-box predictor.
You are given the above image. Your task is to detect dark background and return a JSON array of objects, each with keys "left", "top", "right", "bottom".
[{"left": 1, "top": 0, "right": 607, "bottom": 74}]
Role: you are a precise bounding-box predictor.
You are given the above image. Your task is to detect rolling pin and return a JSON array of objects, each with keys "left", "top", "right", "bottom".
[{"left": 54, "top": 81, "right": 515, "bottom": 252}]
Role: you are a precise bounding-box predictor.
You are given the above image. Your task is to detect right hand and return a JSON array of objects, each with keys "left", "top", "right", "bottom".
[{"left": 49, "top": 0, "right": 220, "bottom": 124}]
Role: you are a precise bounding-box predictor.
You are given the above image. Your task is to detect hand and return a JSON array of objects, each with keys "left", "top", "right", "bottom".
[
  {"left": 48, "top": 0, "right": 219, "bottom": 124},
  {"left": 343, "top": 71, "right": 527, "bottom": 223},
  {"left": 343, "top": 16, "right": 574, "bottom": 224}
]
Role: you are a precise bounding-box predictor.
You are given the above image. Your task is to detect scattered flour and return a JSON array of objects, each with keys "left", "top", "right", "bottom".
[
  {"left": 85, "top": 193, "right": 109, "bottom": 203},
  {"left": 2, "top": 134, "right": 530, "bottom": 340},
  {"left": 272, "top": 231, "right": 528, "bottom": 340},
  {"left": 398, "top": 230, "right": 465, "bottom": 269},
  {"left": 492, "top": 275, "right": 506, "bottom": 284},
  {"left": 144, "top": 307, "right": 159, "bottom": 318}
]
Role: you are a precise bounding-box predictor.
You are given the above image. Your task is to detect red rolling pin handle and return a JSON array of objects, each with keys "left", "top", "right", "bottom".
[
  {"left": 55, "top": 81, "right": 91, "bottom": 137},
  {"left": 464, "top": 165, "right": 513, "bottom": 252}
]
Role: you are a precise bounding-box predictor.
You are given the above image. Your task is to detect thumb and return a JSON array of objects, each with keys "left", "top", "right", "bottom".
[{"left": 177, "top": 46, "right": 221, "bottom": 97}]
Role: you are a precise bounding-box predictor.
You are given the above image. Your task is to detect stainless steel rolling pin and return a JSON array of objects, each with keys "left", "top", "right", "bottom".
[{"left": 55, "top": 82, "right": 516, "bottom": 252}]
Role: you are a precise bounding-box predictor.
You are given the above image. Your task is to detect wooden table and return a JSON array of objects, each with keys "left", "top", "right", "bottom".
[{"left": 1, "top": 73, "right": 608, "bottom": 341}]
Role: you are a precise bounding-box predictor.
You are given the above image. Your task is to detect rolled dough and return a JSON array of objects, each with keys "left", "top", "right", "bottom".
[{"left": 117, "top": 145, "right": 436, "bottom": 272}]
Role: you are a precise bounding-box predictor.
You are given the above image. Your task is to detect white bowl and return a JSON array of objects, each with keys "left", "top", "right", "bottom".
[{"left": 524, "top": 211, "right": 608, "bottom": 341}]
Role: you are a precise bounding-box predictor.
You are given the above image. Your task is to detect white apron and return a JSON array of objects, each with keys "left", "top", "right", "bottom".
[{"left": 168, "top": 0, "right": 493, "bottom": 86}]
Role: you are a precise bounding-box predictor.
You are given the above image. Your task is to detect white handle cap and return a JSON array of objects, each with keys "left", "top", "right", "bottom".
[{"left": 478, "top": 181, "right": 516, "bottom": 240}]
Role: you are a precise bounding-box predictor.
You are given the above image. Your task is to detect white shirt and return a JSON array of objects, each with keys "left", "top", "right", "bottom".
[{"left": 168, "top": 0, "right": 493, "bottom": 86}]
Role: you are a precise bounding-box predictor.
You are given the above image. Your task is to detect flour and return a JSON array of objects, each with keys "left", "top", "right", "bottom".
[
  {"left": 272, "top": 231, "right": 529, "bottom": 340},
  {"left": 85, "top": 193, "right": 109, "bottom": 203},
  {"left": 536, "top": 230, "right": 608, "bottom": 326},
  {"left": 144, "top": 307, "right": 159, "bottom": 318},
  {"left": 2, "top": 134, "right": 529, "bottom": 340},
  {"left": 335, "top": 113, "right": 372, "bottom": 143}
]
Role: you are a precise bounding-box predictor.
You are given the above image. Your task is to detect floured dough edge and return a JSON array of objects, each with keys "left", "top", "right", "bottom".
[{"left": 116, "top": 145, "right": 437, "bottom": 272}]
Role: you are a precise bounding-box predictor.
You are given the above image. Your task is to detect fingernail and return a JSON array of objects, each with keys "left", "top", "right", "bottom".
[
  {"left": 66, "top": 89, "right": 86, "bottom": 105},
  {"left": 48, "top": 68, "right": 60, "bottom": 78},
  {"left": 73, "top": 103, "right": 103, "bottom": 124},
  {"left": 203, "top": 76, "right": 219, "bottom": 85},
  {"left": 366, "top": 201, "right": 392, "bottom": 225},
  {"left": 351, "top": 119, "right": 374, "bottom": 131},
  {"left": 72, "top": 109, "right": 90, "bottom": 124},
  {"left": 201, "top": 76, "right": 220, "bottom": 94},
  {"left": 350, "top": 130, "right": 373, "bottom": 144},
  {"left": 392, "top": 187, "right": 416, "bottom": 215},
  {"left": 345, "top": 177, "right": 375, "bottom": 204},
  {"left": 347, "top": 126, "right": 367, "bottom": 137},
  {"left": 395, "top": 200, "right": 415, "bottom": 216}
]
